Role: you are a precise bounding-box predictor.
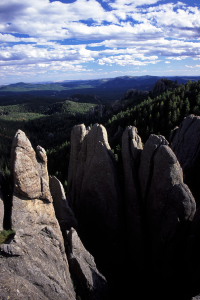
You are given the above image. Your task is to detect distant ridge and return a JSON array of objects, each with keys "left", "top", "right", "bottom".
[
  {"left": 1, "top": 75, "right": 200, "bottom": 105},
  {"left": 1, "top": 75, "right": 200, "bottom": 92}
]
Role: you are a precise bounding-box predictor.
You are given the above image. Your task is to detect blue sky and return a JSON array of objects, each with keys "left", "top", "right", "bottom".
[{"left": 0, "top": 0, "right": 200, "bottom": 84}]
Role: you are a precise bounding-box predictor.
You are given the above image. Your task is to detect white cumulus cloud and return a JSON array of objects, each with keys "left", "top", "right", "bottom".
[{"left": 0, "top": 0, "right": 200, "bottom": 83}]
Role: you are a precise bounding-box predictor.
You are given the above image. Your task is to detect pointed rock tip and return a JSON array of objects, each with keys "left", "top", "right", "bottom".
[
  {"left": 12, "top": 129, "right": 33, "bottom": 157},
  {"left": 36, "top": 145, "right": 47, "bottom": 162},
  {"left": 146, "top": 134, "right": 169, "bottom": 147},
  {"left": 124, "top": 126, "right": 142, "bottom": 145},
  {"left": 71, "top": 124, "right": 87, "bottom": 142},
  {"left": 89, "top": 124, "right": 110, "bottom": 149},
  {"left": 13, "top": 129, "right": 29, "bottom": 143}
]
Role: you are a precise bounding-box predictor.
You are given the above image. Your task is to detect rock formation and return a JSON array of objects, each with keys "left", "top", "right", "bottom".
[
  {"left": 0, "top": 130, "right": 109, "bottom": 300},
  {"left": 2, "top": 116, "right": 200, "bottom": 299},
  {"left": 11, "top": 130, "right": 52, "bottom": 202},
  {"left": 67, "top": 124, "right": 87, "bottom": 209},
  {"left": 67, "top": 123, "right": 200, "bottom": 299},
  {"left": 121, "top": 126, "right": 144, "bottom": 270},
  {"left": 139, "top": 134, "right": 196, "bottom": 299},
  {"left": 171, "top": 114, "right": 200, "bottom": 204},
  {"left": 68, "top": 124, "right": 123, "bottom": 273},
  {"left": 0, "top": 130, "right": 76, "bottom": 300}
]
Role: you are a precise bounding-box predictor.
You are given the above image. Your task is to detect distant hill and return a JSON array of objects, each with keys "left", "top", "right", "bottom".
[{"left": 1, "top": 75, "right": 200, "bottom": 106}]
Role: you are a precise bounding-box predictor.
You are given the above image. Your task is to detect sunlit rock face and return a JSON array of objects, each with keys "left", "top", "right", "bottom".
[
  {"left": 0, "top": 130, "right": 76, "bottom": 300},
  {"left": 11, "top": 130, "right": 52, "bottom": 202}
]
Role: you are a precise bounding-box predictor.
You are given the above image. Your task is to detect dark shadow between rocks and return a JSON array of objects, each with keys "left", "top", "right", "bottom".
[{"left": 0, "top": 173, "right": 13, "bottom": 230}]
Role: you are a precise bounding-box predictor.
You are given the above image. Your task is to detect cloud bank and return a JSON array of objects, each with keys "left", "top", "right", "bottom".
[{"left": 0, "top": 0, "right": 199, "bottom": 83}]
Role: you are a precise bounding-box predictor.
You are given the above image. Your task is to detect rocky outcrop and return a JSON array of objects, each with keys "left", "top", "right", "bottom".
[
  {"left": 11, "top": 130, "right": 52, "bottom": 202},
  {"left": 0, "top": 131, "right": 76, "bottom": 300},
  {"left": 49, "top": 176, "right": 77, "bottom": 231},
  {"left": 3, "top": 116, "right": 200, "bottom": 299},
  {"left": 171, "top": 114, "right": 200, "bottom": 204},
  {"left": 66, "top": 228, "right": 108, "bottom": 300},
  {"left": 139, "top": 134, "right": 196, "bottom": 299}
]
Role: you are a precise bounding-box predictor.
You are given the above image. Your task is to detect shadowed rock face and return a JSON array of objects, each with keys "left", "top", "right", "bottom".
[
  {"left": 186, "top": 206, "right": 200, "bottom": 298},
  {"left": 0, "top": 199, "right": 3, "bottom": 230},
  {"left": 68, "top": 124, "right": 122, "bottom": 239},
  {"left": 0, "top": 131, "right": 76, "bottom": 300},
  {"left": 78, "top": 124, "right": 122, "bottom": 238},
  {"left": 121, "top": 126, "right": 143, "bottom": 270},
  {"left": 67, "top": 124, "right": 199, "bottom": 299},
  {"left": 139, "top": 134, "right": 169, "bottom": 201},
  {"left": 66, "top": 228, "right": 108, "bottom": 300},
  {"left": 0, "top": 173, "right": 3, "bottom": 230},
  {"left": 68, "top": 123, "right": 123, "bottom": 294},
  {"left": 11, "top": 130, "right": 52, "bottom": 202},
  {"left": 171, "top": 115, "right": 200, "bottom": 204},
  {"left": 67, "top": 124, "right": 87, "bottom": 209},
  {"left": 0, "top": 172, "right": 12, "bottom": 230},
  {"left": 139, "top": 134, "right": 196, "bottom": 299},
  {"left": 49, "top": 176, "right": 77, "bottom": 231}
]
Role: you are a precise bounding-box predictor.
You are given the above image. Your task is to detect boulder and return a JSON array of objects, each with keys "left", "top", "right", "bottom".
[
  {"left": 67, "top": 228, "right": 108, "bottom": 300},
  {"left": 49, "top": 176, "right": 77, "bottom": 231},
  {"left": 171, "top": 114, "right": 200, "bottom": 204}
]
